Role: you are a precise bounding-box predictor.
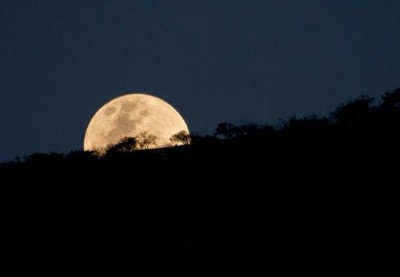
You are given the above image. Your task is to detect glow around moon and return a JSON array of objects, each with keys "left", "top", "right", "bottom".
[{"left": 84, "top": 93, "right": 189, "bottom": 151}]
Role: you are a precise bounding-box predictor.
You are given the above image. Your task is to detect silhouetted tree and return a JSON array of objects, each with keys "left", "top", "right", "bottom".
[
  {"left": 106, "top": 136, "right": 137, "bottom": 155},
  {"left": 381, "top": 88, "right": 400, "bottom": 111},
  {"left": 372, "top": 88, "right": 400, "bottom": 144},
  {"left": 136, "top": 131, "right": 158, "bottom": 149},
  {"left": 214, "top": 122, "right": 239, "bottom": 139},
  {"left": 331, "top": 96, "right": 374, "bottom": 125},
  {"left": 170, "top": 130, "right": 191, "bottom": 146}
]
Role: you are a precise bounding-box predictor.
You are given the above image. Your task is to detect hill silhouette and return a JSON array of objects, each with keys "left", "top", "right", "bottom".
[{"left": 2, "top": 87, "right": 399, "bottom": 274}]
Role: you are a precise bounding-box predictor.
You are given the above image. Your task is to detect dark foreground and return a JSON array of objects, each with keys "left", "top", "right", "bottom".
[
  {"left": 2, "top": 90, "right": 399, "bottom": 274},
  {"left": 2, "top": 139, "right": 396, "bottom": 274}
]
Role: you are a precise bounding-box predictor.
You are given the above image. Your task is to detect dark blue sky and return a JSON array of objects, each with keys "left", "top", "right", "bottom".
[{"left": 1, "top": 0, "right": 399, "bottom": 161}]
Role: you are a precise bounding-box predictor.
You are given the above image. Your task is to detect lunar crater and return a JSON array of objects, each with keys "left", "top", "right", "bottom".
[{"left": 104, "top": 106, "right": 116, "bottom": 116}]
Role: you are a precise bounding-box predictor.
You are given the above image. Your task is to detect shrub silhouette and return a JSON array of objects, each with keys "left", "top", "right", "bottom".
[
  {"left": 214, "top": 122, "right": 240, "bottom": 139},
  {"left": 106, "top": 136, "right": 137, "bottom": 154},
  {"left": 170, "top": 130, "right": 191, "bottom": 146},
  {"left": 136, "top": 131, "right": 158, "bottom": 149}
]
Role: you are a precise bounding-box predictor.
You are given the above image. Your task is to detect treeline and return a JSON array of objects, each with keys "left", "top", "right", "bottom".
[{"left": 1, "top": 87, "right": 399, "bottom": 274}]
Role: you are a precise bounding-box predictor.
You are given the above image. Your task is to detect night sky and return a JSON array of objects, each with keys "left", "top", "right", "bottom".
[{"left": 1, "top": 0, "right": 399, "bottom": 161}]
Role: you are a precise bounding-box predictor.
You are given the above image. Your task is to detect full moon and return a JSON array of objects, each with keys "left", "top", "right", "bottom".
[{"left": 83, "top": 93, "right": 189, "bottom": 151}]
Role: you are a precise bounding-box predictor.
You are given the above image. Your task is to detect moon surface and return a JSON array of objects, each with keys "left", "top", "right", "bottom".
[{"left": 84, "top": 93, "right": 189, "bottom": 151}]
